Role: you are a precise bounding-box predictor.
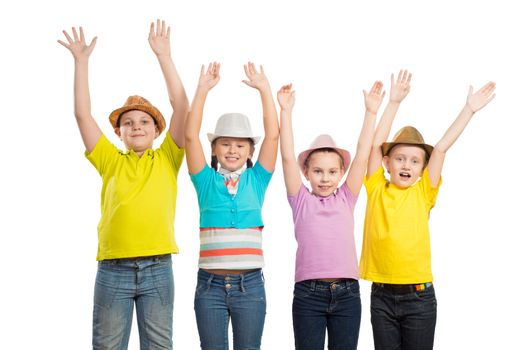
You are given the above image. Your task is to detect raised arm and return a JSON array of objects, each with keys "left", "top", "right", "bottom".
[
  {"left": 185, "top": 63, "right": 220, "bottom": 174},
  {"left": 148, "top": 19, "right": 189, "bottom": 148},
  {"left": 426, "top": 82, "right": 496, "bottom": 187},
  {"left": 58, "top": 27, "right": 101, "bottom": 152},
  {"left": 346, "top": 81, "right": 384, "bottom": 196},
  {"left": 242, "top": 63, "right": 279, "bottom": 172},
  {"left": 367, "top": 70, "right": 412, "bottom": 176},
  {"left": 278, "top": 84, "right": 302, "bottom": 196}
]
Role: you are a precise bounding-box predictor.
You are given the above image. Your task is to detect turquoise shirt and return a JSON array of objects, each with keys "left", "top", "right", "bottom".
[{"left": 190, "top": 162, "right": 272, "bottom": 228}]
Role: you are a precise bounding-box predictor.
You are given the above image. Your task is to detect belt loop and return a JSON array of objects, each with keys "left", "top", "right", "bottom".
[
  {"left": 206, "top": 273, "right": 213, "bottom": 288},
  {"left": 310, "top": 280, "right": 316, "bottom": 291},
  {"left": 240, "top": 273, "right": 246, "bottom": 293},
  {"left": 345, "top": 279, "right": 351, "bottom": 289}
]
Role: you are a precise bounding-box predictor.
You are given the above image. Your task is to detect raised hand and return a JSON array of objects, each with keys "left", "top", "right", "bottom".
[
  {"left": 148, "top": 19, "right": 171, "bottom": 57},
  {"left": 197, "top": 62, "right": 221, "bottom": 92},
  {"left": 277, "top": 84, "right": 295, "bottom": 111},
  {"left": 466, "top": 82, "right": 496, "bottom": 112},
  {"left": 58, "top": 27, "right": 97, "bottom": 61},
  {"left": 363, "top": 81, "right": 385, "bottom": 114},
  {"left": 242, "top": 62, "right": 270, "bottom": 91},
  {"left": 389, "top": 70, "right": 412, "bottom": 103}
]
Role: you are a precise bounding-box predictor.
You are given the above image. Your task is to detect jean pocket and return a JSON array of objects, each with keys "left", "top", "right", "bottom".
[
  {"left": 293, "top": 282, "right": 312, "bottom": 298},
  {"left": 194, "top": 281, "right": 210, "bottom": 299},
  {"left": 94, "top": 267, "right": 120, "bottom": 308},
  {"left": 346, "top": 280, "right": 361, "bottom": 297}
]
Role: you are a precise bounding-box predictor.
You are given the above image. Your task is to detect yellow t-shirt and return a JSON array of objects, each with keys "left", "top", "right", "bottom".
[
  {"left": 359, "top": 167, "right": 441, "bottom": 284},
  {"left": 86, "top": 133, "right": 185, "bottom": 260}
]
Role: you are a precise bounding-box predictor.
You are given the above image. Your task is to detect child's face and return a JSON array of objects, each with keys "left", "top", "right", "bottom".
[
  {"left": 304, "top": 152, "right": 344, "bottom": 197},
  {"left": 383, "top": 145, "right": 426, "bottom": 188},
  {"left": 212, "top": 137, "right": 254, "bottom": 171},
  {"left": 115, "top": 110, "right": 159, "bottom": 155}
]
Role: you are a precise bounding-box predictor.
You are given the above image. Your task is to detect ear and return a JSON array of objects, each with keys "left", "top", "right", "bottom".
[
  {"left": 114, "top": 127, "right": 121, "bottom": 138},
  {"left": 154, "top": 126, "right": 160, "bottom": 138},
  {"left": 383, "top": 156, "right": 391, "bottom": 174},
  {"left": 302, "top": 167, "right": 309, "bottom": 180}
]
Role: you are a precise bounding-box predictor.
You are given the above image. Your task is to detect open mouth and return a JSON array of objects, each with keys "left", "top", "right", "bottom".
[{"left": 399, "top": 172, "right": 411, "bottom": 179}]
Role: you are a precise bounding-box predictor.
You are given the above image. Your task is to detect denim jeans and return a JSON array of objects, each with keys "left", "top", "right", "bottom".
[
  {"left": 292, "top": 279, "right": 361, "bottom": 350},
  {"left": 92, "top": 254, "right": 174, "bottom": 350},
  {"left": 194, "top": 269, "right": 266, "bottom": 350},
  {"left": 370, "top": 283, "right": 437, "bottom": 350}
]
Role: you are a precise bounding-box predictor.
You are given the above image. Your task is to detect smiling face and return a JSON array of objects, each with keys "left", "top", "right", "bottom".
[
  {"left": 212, "top": 137, "right": 254, "bottom": 171},
  {"left": 114, "top": 110, "right": 159, "bottom": 156},
  {"left": 383, "top": 144, "right": 426, "bottom": 188},
  {"left": 304, "top": 150, "right": 344, "bottom": 197}
]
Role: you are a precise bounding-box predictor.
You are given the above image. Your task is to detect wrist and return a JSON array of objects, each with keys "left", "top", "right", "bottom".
[
  {"left": 388, "top": 100, "right": 401, "bottom": 106},
  {"left": 464, "top": 103, "right": 475, "bottom": 114}
]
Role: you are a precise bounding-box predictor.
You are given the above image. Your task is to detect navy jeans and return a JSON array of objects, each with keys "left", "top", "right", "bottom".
[
  {"left": 92, "top": 254, "right": 174, "bottom": 350},
  {"left": 194, "top": 269, "right": 266, "bottom": 350},
  {"left": 370, "top": 283, "right": 437, "bottom": 350},
  {"left": 292, "top": 279, "right": 361, "bottom": 350}
]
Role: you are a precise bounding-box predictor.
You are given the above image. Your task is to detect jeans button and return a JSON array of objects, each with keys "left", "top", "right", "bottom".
[
  {"left": 225, "top": 283, "right": 231, "bottom": 289},
  {"left": 331, "top": 284, "right": 337, "bottom": 290}
]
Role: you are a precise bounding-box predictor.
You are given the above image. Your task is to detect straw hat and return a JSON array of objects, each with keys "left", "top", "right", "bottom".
[
  {"left": 381, "top": 126, "right": 433, "bottom": 158},
  {"left": 298, "top": 134, "right": 351, "bottom": 172},
  {"left": 108, "top": 95, "right": 166, "bottom": 133},
  {"left": 207, "top": 113, "right": 261, "bottom": 144}
]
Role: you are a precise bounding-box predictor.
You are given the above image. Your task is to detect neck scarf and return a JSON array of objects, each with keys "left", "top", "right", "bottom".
[{"left": 218, "top": 166, "right": 246, "bottom": 195}]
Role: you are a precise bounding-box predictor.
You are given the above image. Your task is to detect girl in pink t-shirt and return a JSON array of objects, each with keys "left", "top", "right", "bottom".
[{"left": 277, "top": 79, "right": 386, "bottom": 349}]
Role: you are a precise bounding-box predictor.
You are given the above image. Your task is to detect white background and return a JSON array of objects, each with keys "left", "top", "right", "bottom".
[{"left": 1, "top": 0, "right": 522, "bottom": 349}]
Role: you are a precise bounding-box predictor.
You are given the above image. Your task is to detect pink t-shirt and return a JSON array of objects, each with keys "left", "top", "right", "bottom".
[{"left": 288, "top": 184, "right": 359, "bottom": 282}]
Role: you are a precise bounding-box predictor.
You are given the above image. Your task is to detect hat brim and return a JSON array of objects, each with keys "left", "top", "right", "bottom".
[
  {"left": 298, "top": 147, "right": 351, "bottom": 173},
  {"left": 207, "top": 133, "right": 261, "bottom": 145},
  {"left": 109, "top": 104, "right": 166, "bottom": 134},
  {"left": 382, "top": 142, "right": 434, "bottom": 159}
]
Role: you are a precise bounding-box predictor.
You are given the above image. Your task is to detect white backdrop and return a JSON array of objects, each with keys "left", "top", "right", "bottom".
[{"left": 1, "top": 0, "right": 522, "bottom": 349}]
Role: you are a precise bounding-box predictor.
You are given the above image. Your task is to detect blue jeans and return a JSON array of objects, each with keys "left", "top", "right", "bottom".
[
  {"left": 370, "top": 283, "right": 437, "bottom": 350},
  {"left": 194, "top": 269, "right": 266, "bottom": 350},
  {"left": 92, "top": 254, "right": 174, "bottom": 350},
  {"left": 292, "top": 279, "right": 361, "bottom": 350}
]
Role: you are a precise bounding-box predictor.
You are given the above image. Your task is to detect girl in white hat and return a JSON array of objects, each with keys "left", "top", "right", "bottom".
[
  {"left": 185, "top": 62, "right": 279, "bottom": 349},
  {"left": 277, "top": 78, "right": 389, "bottom": 350}
]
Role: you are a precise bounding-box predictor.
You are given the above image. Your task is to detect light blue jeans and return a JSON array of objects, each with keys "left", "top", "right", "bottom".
[
  {"left": 92, "top": 254, "right": 174, "bottom": 350},
  {"left": 194, "top": 268, "right": 266, "bottom": 350}
]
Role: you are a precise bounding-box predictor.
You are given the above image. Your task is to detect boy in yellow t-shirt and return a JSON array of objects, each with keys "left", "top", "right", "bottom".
[
  {"left": 360, "top": 71, "right": 495, "bottom": 350},
  {"left": 58, "top": 20, "right": 188, "bottom": 349}
]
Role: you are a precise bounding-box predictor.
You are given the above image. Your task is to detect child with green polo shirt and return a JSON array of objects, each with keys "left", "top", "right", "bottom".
[
  {"left": 360, "top": 72, "right": 496, "bottom": 350},
  {"left": 58, "top": 20, "right": 188, "bottom": 349}
]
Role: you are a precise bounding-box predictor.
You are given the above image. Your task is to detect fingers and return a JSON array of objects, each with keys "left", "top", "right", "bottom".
[
  {"left": 79, "top": 27, "right": 85, "bottom": 43},
  {"left": 72, "top": 27, "right": 79, "bottom": 42},
  {"left": 62, "top": 29, "right": 73, "bottom": 44},
  {"left": 480, "top": 81, "right": 496, "bottom": 94}
]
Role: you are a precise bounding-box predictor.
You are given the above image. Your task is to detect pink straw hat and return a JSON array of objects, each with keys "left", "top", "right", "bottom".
[{"left": 298, "top": 134, "right": 351, "bottom": 172}]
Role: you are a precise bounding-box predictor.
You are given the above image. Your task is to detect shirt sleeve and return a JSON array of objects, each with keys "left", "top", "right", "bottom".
[
  {"left": 85, "top": 134, "right": 118, "bottom": 177},
  {"left": 159, "top": 133, "right": 185, "bottom": 176},
  {"left": 287, "top": 184, "right": 308, "bottom": 223},
  {"left": 421, "top": 167, "right": 442, "bottom": 208},
  {"left": 364, "top": 167, "right": 386, "bottom": 196},
  {"left": 190, "top": 164, "right": 214, "bottom": 206},
  {"left": 339, "top": 183, "right": 358, "bottom": 211}
]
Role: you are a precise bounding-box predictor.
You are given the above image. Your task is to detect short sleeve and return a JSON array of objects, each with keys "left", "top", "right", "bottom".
[
  {"left": 159, "top": 133, "right": 185, "bottom": 175},
  {"left": 420, "top": 168, "right": 441, "bottom": 208},
  {"left": 339, "top": 183, "right": 358, "bottom": 210},
  {"left": 365, "top": 167, "right": 386, "bottom": 195},
  {"left": 190, "top": 164, "right": 214, "bottom": 205},
  {"left": 85, "top": 134, "right": 118, "bottom": 176},
  {"left": 287, "top": 183, "right": 308, "bottom": 208},
  {"left": 252, "top": 161, "right": 273, "bottom": 188}
]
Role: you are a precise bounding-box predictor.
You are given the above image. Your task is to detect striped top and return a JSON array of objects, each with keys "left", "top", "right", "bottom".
[
  {"left": 199, "top": 227, "right": 264, "bottom": 269},
  {"left": 190, "top": 162, "right": 272, "bottom": 270}
]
